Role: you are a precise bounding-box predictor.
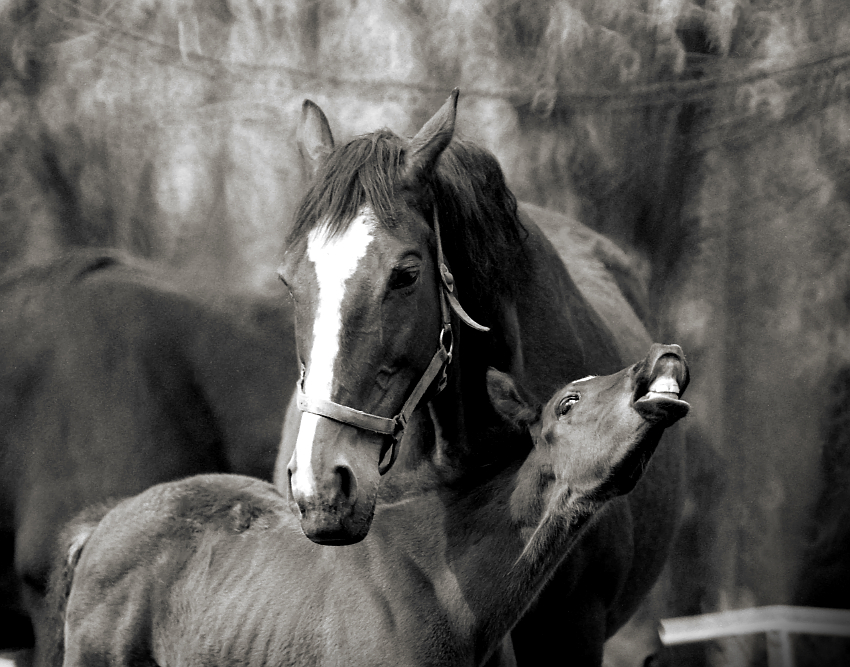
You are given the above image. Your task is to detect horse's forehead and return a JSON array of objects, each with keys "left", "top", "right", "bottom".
[
  {"left": 299, "top": 210, "right": 378, "bottom": 398},
  {"left": 306, "top": 206, "right": 428, "bottom": 272},
  {"left": 556, "top": 376, "right": 597, "bottom": 395},
  {"left": 306, "top": 209, "right": 379, "bottom": 264}
]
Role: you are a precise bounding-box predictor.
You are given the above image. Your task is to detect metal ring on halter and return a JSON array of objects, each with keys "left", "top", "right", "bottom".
[{"left": 439, "top": 325, "right": 453, "bottom": 359}]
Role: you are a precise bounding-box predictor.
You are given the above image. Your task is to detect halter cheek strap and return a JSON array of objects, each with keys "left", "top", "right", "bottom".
[{"left": 296, "top": 208, "right": 488, "bottom": 475}]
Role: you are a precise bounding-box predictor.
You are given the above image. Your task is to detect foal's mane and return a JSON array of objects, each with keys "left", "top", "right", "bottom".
[{"left": 287, "top": 130, "right": 529, "bottom": 318}]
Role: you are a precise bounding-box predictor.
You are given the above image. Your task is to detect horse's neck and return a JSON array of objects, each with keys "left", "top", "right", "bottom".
[
  {"left": 420, "top": 336, "right": 511, "bottom": 472},
  {"left": 510, "top": 212, "right": 628, "bottom": 396},
  {"left": 184, "top": 297, "right": 296, "bottom": 476},
  {"left": 378, "top": 450, "right": 586, "bottom": 664}
]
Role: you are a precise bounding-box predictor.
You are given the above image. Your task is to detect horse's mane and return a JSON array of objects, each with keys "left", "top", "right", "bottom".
[{"left": 287, "top": 131, "right": 529, "bottom": 319}]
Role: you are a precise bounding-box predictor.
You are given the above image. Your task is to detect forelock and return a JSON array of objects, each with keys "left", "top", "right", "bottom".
[{"left": 288, "top": 130, "right": 408, "bottom": 246}]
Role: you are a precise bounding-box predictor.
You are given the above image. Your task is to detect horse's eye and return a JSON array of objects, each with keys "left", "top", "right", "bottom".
[
  {"left": 557, "top": 394, "right": 579, "bottom": 416},
  {"left": 389, "top": 268, "right": 419, "bottom": 291}
]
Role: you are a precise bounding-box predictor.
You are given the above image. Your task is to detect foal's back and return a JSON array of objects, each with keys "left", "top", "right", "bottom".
[{"left": 61, "top": 474, "right": 469, "bottom": 667}]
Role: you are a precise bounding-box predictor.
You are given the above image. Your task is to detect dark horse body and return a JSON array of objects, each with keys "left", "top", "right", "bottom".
[
  {"left": 0, "top": 250, "right": 297, "bottom": 664},
  {"left": 276, "top": 91, "right": 685, "bottom": 665},
  {"left": 57, "top": 345, "right": 689, "bottom": 667}
]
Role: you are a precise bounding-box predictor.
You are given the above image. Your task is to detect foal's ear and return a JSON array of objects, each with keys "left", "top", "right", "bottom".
[
  {"left": 297, "top": 99, "right": 335, "bottom": 180},
  {"left": 486, "top": 367, "right": 539, "bottom": 430},
  {"left": 403, "top": 88, "right": 458, "bottom": 187}
]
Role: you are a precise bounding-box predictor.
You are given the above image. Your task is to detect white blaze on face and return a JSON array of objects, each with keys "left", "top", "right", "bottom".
[{"left": 291, "top": 210, "right": 377, "bottom": 488}]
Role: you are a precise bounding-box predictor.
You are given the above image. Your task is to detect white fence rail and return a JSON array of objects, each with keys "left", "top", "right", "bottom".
[{"left": 659, "top": 605, "right": 850, "bottom": 667}]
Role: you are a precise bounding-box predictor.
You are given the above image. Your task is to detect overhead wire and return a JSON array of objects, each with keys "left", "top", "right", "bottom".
[{"left": 40, "top": 0, "right": 850, "bottom": 113}]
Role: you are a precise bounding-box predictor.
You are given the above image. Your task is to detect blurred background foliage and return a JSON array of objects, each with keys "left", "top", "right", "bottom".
[{"left": 2, "top": 0, "right": 850, "bottom": 664}]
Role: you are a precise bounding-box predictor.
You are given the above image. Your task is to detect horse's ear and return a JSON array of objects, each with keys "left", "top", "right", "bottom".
[
  {"left": 486, "top": 367, "right": 539, "bottom": 430},
  {"left": 297, "top": 99, "right": 334, "bottom": 180},
  {"left": 403, "top": 88, "right": 458, "bottom": 187}
]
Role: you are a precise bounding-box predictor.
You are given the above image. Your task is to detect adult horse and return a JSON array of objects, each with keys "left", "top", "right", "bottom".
[
  {"left": 55, "top": 344, "right": 689, "bottom": 667},
  {"left": 276, "top": 90, "right": 685, "bottom": 665},
  {"left": 0, "top": 249, "right": 297, "bottom": 665}
]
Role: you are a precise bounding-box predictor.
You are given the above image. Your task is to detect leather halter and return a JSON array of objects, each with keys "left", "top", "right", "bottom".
[{"left": 296, "top": 208, "right": 489, "bottom": 475}]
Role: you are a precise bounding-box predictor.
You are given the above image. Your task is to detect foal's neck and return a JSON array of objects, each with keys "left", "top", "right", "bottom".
[
  {"left": 382, "top": 431, "right": 587, "bottom": 665},
  {"left": 377, "top": 302, "right": 588, "bottom": 662}
]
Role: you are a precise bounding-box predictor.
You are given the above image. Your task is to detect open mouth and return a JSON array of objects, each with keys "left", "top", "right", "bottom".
[
  {"left": 633, "top": 353, "right": 691, "bottom": 421},
  {"left": 638, "top": 376, "right": 689, "bottom": 406}
]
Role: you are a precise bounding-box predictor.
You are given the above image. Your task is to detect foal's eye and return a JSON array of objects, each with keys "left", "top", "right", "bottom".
[
  {"left": 557, "top": 394, "right": 580, "bottom": 416},
  {"left": 389, "top": 268, "right": 419, "bottom": 291}
]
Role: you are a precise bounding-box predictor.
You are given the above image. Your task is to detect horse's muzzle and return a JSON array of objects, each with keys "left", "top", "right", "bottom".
[{"left": 286, "top": 414, "right": 383, "bottom": 545}]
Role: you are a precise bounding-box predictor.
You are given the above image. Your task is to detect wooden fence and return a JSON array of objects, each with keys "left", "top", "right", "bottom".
[{"left": 659, "top": 606, "right": 850, "bottom": 667}]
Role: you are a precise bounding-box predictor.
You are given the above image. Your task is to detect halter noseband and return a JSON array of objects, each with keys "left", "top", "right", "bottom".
[{"left": 296, "top": 208, "right": 489, "bottom": 475}]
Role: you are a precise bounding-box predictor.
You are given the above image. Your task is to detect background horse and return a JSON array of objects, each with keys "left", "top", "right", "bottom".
[
  {"left": 0, "top": 249, "right": 297, "bottom": 665},
  {"left": 276, "top": 91, "right": 686, "bottom": 665},
  {"left": 54, "top": 345, "right": 689, "bottom": 667}
]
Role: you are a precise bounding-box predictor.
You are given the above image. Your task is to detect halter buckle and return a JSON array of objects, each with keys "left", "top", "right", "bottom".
[{"left": 440, "top": 263, "right": 455, "bottom": 293}]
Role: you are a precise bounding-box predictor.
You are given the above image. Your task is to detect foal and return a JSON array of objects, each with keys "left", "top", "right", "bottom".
[{"left": 55, "top": 343, "right": 689, "bottom": 667}]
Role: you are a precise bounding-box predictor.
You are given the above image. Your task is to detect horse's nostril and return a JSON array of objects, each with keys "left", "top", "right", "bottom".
[{"left": 335, "top": 465, "right": 355, "bottom": 502}]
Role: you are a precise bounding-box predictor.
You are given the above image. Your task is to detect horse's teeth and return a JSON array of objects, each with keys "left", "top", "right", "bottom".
[
  {"left": 648, "top": 378, "right": 679, "bottom": 395},
  {"left": 645, "top": 391, "right": 679, "bottom": 401}
]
